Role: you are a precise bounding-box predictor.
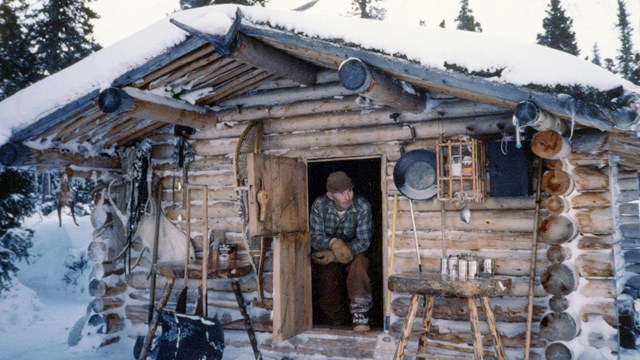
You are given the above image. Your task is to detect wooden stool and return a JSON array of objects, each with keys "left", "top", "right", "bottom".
[{"left": 388, "top": 272, "right": 512, "bottom": 360}]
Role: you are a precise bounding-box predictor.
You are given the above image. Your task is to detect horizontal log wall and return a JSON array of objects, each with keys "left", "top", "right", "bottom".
[{"left": 134, "top": 76, "right": 623, "bottom": 357}]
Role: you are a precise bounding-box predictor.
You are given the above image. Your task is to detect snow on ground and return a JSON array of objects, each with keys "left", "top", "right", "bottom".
[{"left": 0, "top": 210, "right": 255, "bottom": 360}]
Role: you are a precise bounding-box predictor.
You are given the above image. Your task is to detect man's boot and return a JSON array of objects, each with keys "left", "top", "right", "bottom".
[{"left": 352, "top": 312, "right": 370, "bottom": 332}]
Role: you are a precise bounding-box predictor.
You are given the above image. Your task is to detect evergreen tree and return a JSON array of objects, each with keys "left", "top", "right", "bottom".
[
  {"left": 26, "top": 0, "right": 101, "bottom": 77},
  {"left": 0, "top": 0, "right": 37, "bottom": 100},
  {"left": 349, "top": 0, "right": 386, "bottom": 20},
  {"left": 179, "top": 0, "right": 268, "bottom": 9},
  {"left": 604, "top": 58, "right": 616, "bottom": 72},
  {"left": 0, "top": 168, "right": 37, "bottom": 294},
  {"left": 536, "top": 0, "right": 580, "bottom": 56},
  {"left": 591, "top": 43, "right": 602, "bottom": 66},
  {"left": 454, "top": 0, "right": 482, "bottom": 32},
  {"left": 614, "top": 0, "right": 635, "bottom": 79},
  {"left": 629, "top": 53, "right": 640, "bottom": 85}
]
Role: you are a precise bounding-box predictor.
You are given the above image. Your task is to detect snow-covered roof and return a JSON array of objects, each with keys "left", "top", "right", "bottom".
[{"left": 0, "top": 4, "right": 638, "bottom": 147}]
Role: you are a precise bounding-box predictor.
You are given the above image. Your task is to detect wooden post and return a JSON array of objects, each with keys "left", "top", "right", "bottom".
[
  {"left": 417, "top": 296, "right": 435, "bottom": 356},
  {"left": 394, "top": 293, "right": 421, "bottom": 360},
  {"left": 481, "top": 296, "right": 506, "bottom": 360},
  {"left": 467, "top": 296, "right": 484, "bottom": 360}
]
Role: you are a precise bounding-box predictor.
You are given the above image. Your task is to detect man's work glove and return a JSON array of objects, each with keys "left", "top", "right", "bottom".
[
  {"left": 312, "top": 250, "right": 336, "bottom": 265},
  {"left": 330, "top": 239, "right": 354, "bottom": 264}
]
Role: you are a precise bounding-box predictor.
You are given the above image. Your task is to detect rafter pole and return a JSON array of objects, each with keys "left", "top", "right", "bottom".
[{"left": 98, "top": 87, "right": 216, "bottom": 129}]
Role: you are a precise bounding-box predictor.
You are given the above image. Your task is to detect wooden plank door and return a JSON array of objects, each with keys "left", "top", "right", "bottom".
[
  {"left": 247, "top": 153, "right": 311, "bottom": 342},
  {"left": 272, "top": 231, "right": 312, "bottom": 342},
  {"left": 247, "top": 153, "right": 308, "bottom": 236}
]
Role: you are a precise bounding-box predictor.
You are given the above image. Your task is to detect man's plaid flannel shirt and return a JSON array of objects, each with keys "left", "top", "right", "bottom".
[{"left": 310, "top": 194, "right": 373, "bottom": 254}]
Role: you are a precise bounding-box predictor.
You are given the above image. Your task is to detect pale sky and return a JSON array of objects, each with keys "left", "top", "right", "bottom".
[{"left": 91, "top": 0, "right": 638, "bottom": 62}]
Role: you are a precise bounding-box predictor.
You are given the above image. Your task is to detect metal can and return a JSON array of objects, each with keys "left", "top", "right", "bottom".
[
  {"left": 482, "top": 258, "right": 493, "bottom": 275},
  {"left": 458, "top": 258, "right": 468, "bottom": 279},
  {"left": 468, "top": 258, "right": 478, "bottom": 279},
  {"left": 447, "top": 255, "right": 458, "bottom": 278},
  {"left": 440, "top": 257, "right": 448, "bottom": 275}
]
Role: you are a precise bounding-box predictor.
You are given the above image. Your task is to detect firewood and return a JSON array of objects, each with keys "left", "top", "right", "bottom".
[
  {"left": 531, "top": 130, "right": 570, "bottom": 159},
  {"left": 540, "top": 263, "right": 578, "bottom": 296},
  {"left": 537, "top": 215, "right": 578, "bottom": 245},
  {"left": 539, "top": 311, "right": 579, "bottom": 341},
  {"left": 541, "top": 169, "right": 574, "bottom": 195}
]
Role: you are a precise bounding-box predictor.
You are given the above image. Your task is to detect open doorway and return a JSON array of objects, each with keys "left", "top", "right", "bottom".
[{"left": 307, "top": 158, "right": 384, "bottom": 330}]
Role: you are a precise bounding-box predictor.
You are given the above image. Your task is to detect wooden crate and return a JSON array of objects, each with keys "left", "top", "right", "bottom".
[{"left": 436, "top": 135, "right": 486, "bottom": 202}]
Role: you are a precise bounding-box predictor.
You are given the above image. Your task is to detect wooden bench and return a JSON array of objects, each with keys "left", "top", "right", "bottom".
[{"left": 388, "top": 272, "right": 512, "bottom": 360}]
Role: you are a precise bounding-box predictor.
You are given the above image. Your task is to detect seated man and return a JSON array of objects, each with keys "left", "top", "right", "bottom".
[{"left": 310, "top": 171, "right": 373, "bottom": 332}]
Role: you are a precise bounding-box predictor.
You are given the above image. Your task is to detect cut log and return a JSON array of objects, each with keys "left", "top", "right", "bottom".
[
  {"left": 579, "top": 301, "right": 617, "bottom": 327},
  {"left": 89, "top": 278, "right": 127, "bottom": 297},
  {"left": 575, "top": 252, "right": 614, "bottom": 277},
  {"left": 94, "top": 261, "right": 126, "bottom": 279},
  {"left": 88, "top": 241, "right": 115, "bottom": 263},
  {"left": 539, "top": 311, "right": 579, "bottom": 341},
  {"left": 579, "top": 278, "right": 615, "bottom": 298},
  {"left": 572, "top": 166, "right": 609, "bottom": 192},
  {"left": 0, "top": 142, "right": 120, "bottom": 169},
  {"left": 395, "top": 210, "right": 536, "bottom": 233},
  {"left": 542, "top": 169, "right": 574, "bottom": 196},
  {"left": 567, "top": 152, "right": 608, "bottom": 167},
  {"left": 546, "top": 244, "right": 570, "bottom": 264},
  {"left": 570, "top": 192, "right": 611, "bottom": 209},
  {"left": 338, "top": 57, "right": 425, "bottom": 113},
  {"left": 514, "top": 100, "right": 568, "bottom": 133},
  {"left": 544, "top": 196, "right": 568, "bottom": 214},
  {"left": 575, "top": 208, "right": 612, "bottom": 235},
  {"left": 538, "top": 215, "right": 578, "bottom": 245},
  {"left": 531, "top": 130, "right": 571, "bottom": 159},
  {"left": 541, "top": 263, "right": 578, "bottom": 296},
  {"left": 545, "top": 159, "right": 565, "bottom": 170},
  {"left": 98, "top": 87, "right": 216, "bottom": 129},
  {"left": 549, "top": 295, "right": 569, "bottom": 313},
  {"left": 577, "top": 235, "right": 613, "bottom": 251},
  {"left": 87, "top": 313, "right": 125, "bottom": 334},
  {"left": 90, "top": 296, "right": 125, "bottom": 313},
  {"left": 391, "top": 296, "right": 545, "bottom": 323},
  {"left": 545, "top": 342, "right": 573, "bottom": 360}
]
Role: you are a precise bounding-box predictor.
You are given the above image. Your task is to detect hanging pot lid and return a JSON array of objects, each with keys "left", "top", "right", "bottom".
[{"left": 393, "top": 149, "right": 437, "bottom": 200}]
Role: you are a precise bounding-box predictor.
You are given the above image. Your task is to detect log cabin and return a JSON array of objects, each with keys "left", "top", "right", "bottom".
[{"left": 1, "top": 4, "right": 639, "bottom": 359}]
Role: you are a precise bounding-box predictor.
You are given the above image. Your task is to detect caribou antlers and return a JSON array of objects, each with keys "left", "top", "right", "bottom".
[{"left": 55, "top": 168, "right": 79, "bottom": 227}]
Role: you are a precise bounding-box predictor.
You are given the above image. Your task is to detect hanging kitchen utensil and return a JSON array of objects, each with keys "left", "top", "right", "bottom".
[
  {"left": 393, "top": 149, "right": 438, "bottom": 200},
  {"left": 459, "top": 203, "right": 471, "bottom": 224}
]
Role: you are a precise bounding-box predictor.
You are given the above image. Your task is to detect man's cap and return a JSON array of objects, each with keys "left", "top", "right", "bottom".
[{"left": 326, "top": 171, "right": 353, "bottom": 193}]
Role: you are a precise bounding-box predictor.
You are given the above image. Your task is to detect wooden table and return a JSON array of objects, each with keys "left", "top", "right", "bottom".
[{"left": 388, "top": 272, "right": 512, "bottom": 360}]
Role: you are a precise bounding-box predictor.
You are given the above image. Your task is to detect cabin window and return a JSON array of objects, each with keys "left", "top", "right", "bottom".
[{"left": 307, "top": 158, "right": 384, "bottom": 330}]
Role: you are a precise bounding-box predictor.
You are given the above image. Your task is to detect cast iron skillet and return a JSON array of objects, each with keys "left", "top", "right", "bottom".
[{"left": 393, "top": 149, "right": 437, "bottom": 200}]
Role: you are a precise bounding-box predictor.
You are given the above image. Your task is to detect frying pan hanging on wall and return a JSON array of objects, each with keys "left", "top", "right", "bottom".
[{"left": 393, "top": 149, "right": 437, "bottom": 200}]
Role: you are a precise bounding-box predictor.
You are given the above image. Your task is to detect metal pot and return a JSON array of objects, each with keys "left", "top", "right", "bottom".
[{"left": 393, "top": 149, "right": 437, "bottom": 200}]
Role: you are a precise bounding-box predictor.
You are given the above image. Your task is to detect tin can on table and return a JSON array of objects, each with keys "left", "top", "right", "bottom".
[
  {"left": 440, "top": 257, "right": 448, "bottom": 275},
  {"left": 458, "top": 258, "right": 468, "bottom": 279},
  {"left": 468, "top": 258, "right": 478, "bottom": 279},
  {"left": 447, "top": 255, "right": 458, "bottom": 278},
  {"left": 481, "top": 258, "right": 493, "bottom": 275}
]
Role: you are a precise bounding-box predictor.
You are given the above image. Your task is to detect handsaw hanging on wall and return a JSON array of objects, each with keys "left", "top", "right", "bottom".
[
  {"left": 233, "top": 120, "right": 265, "bottom": 301},
  {"left": 234, "top": 120, "right": 264, "bottom": 188}
]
